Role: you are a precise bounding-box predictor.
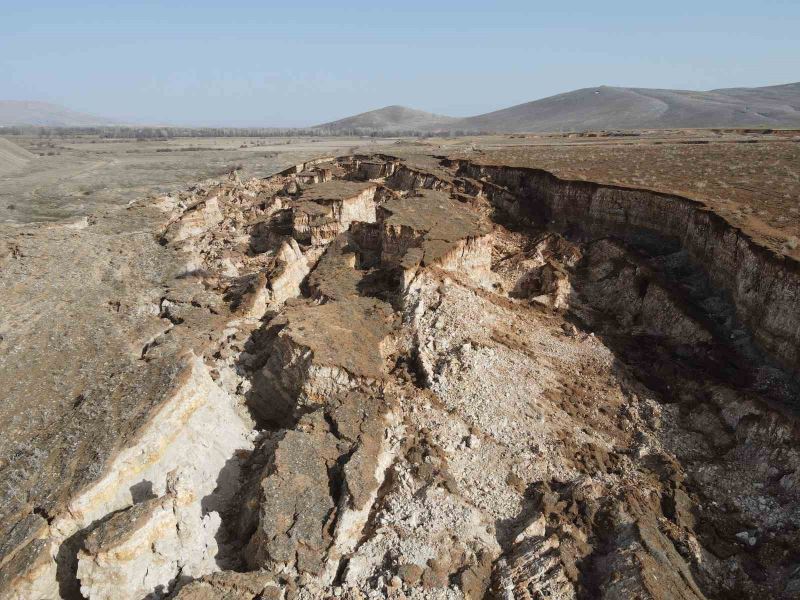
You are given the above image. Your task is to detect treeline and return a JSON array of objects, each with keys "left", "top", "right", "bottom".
[
  {"left": 0, "top": 126, "right": 488, "bottom": 139},
  {"left": 306, "top": 127, "right": 488, "bottom": 137}
]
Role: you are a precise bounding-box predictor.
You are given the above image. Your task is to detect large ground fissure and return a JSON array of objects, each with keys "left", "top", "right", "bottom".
[{"left": 3, "top": 154, "right": 800, "bottom": 600}]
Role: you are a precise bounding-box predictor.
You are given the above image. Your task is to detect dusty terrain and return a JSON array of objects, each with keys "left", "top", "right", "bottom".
[
  {"left": 1, "top": 133, "right": 800, "bottom": 600},
  {"left": 0, "top": 135, "right": 394, "bottom": 223}
]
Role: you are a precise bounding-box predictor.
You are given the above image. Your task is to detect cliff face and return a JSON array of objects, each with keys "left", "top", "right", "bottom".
[{"left": 453, "top": 160, "right": 800, "bottom": 376}]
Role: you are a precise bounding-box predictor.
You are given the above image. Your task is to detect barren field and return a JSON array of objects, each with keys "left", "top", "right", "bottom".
[
  {"left": 0, "top": 135, "right": 395, "bottom": 223},
  {"left": 1, "top": 132, "right": 800, "bottom": 600}
]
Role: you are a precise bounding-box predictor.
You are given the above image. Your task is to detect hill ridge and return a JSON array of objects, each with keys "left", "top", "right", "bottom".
[
  {"left": 314, "top": 104, "right": 456, "bottom": 131},
  {"left": 318, "top": 82, "right": 800, "bottom": 133},
  {"left": 0, "top": 100, "right": 119, "bottom": 127},
  {"left": 0, "top": 137, "right": 35, "bottom": 175}
]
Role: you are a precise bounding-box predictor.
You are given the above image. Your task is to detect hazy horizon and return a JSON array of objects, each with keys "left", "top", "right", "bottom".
[{"left": 3, "top": 0, "right": 799, "bottom": 127}]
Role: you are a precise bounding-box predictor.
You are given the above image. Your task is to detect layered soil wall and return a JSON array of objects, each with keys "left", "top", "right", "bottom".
[{"left": 452, "top": 159, "right": 800, "bottom": 375}]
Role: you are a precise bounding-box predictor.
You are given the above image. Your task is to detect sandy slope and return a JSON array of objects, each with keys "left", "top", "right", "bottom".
[{"left": 0, "top": 138, "right": 35, "bottom": 176}]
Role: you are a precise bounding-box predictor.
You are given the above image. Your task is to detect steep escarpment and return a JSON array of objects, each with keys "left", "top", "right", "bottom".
[
  {"left": 450, "top": 158, "right": 800, "bottom": 377},
  {"left": 2, "top": 153, "right": 800, "bottom": 600}
]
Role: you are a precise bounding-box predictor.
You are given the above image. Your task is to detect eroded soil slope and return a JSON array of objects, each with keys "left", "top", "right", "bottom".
[
  {"left": 447, "top": 136, "right": 800, "bottom": 259},
  {"left": 2, "top": 154, "right": 800, "bottom": 600}
]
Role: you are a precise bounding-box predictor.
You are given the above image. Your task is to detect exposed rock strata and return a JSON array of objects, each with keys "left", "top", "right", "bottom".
[
  {"left": 1, "top": 354, "right": 254, "bottom": 600},
  {"left": 76, "top": 467, "right": 222, "bottom": 600},
  {"left": 376, "top": 189, "right": 493, "bottom": 287},
  {"left": 291, "top": 180, "right": 377, "bottom": 246},
  {"left": 451, "top": 159, "right": 800, "bottom": 375}
]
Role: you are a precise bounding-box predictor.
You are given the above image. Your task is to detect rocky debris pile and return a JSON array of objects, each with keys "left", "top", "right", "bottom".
[{"left": 3, "top": 154, "right": 800, "bottom": 600}]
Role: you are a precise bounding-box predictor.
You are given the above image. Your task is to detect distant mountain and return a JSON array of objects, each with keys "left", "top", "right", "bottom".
[
  {"left": 314, "top": 105, "right": 456, "bottom": 132},
  {"left": 0, "top": 101, "right": 119, "bottom": 127},
  {"left": 317, "top": 83, "right": 800, "bottom": 133},
  {"left": 6, "top": 82, "right": 800, "bottom": 131},
  {"left": 453, "top": 82, "right": 800, "bottom": 132}
]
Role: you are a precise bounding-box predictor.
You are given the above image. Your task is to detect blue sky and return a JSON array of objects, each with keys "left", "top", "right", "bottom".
[{"left": 1, "top": 0, "right": 798, "bottom": 126}]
